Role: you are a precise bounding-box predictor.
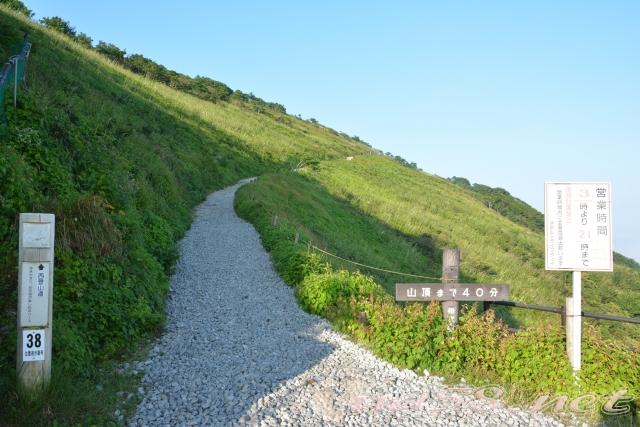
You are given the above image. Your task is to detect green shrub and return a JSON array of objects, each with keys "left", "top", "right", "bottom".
[
  {"left": 497, "top": 325, "right": 575, "bottom": 396},
  {"left": 281, "top": 252, "right": 330, "bottom": 285},
  {"left": 296, "top": 271, "right": 379, "bottom": 317},
  {"left": 435, "top": 308, "right": 508, "bottom": 377},
  {"left": 580, "top": 325, "right": 640, "bottom": 402},
  {"left": 361, "top": 298, "right": 444, "bottom": 371}
]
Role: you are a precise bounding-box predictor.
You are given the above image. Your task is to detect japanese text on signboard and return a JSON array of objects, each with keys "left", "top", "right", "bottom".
[{"left": 545, "top": 182, "right": 612, "bottom": 271}]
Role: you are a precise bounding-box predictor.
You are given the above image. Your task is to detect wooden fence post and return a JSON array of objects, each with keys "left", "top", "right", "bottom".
[{"left": 441, "top": 248, "right": 460, "bottom": 330}]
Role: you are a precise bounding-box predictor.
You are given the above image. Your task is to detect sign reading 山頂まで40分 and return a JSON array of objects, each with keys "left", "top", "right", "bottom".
[{"left": 544, "top": 182, "right": 613, "bottom": 272}]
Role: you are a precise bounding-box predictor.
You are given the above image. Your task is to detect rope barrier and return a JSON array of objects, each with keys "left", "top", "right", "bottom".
[{"left": 300, "top": 239, "right": 442, "bottom": 280}]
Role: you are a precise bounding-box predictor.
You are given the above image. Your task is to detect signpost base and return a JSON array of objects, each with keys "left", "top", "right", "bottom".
[
  {"left": 566, "top": 272, "right": 582, "bottom": 372},
  {"left": 442, "top": 300, "right": 459, "bottom": 331}
]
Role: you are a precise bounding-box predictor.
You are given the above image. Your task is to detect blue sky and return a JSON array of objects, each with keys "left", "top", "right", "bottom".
[{"left": 27, "top": 1, "right": 640, "bottom": 262}]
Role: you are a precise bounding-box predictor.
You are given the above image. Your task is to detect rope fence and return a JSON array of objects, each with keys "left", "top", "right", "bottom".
[
  {"left": 284, "top": 222, "right": 640, "bottom": 327},
  {"left": 295, "top": 235, "right": 442, "bottom": 280}
]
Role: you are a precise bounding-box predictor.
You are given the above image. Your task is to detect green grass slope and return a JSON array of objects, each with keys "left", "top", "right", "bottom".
[
  {"left": 0, "top": 7, "right": 370, "bottom": 423},
  {"left": 235, "top": 163, "right": 640, "bottom": 422},
  {"left": 234, "top": 172, "right": 444, "bottom": 286},
  {"left": 448, "top": 176, "right": 546, "bottom": 233},
  {"left": 237, "top": 157, "right": 640, "bottom": 343}
]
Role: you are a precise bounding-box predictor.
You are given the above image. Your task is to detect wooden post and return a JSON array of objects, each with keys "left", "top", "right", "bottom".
[
  {"left": 441, "top": 248, "right": 460, "bottom": 330},
  {"left": 272, "top": 215, "right": 278, "bottom": 226},
  {"left": 17, "top": 213, "right": 55, "bottom": 392},
  {"left": 294, "top": 232, "right": 300, "bottom": 244}
]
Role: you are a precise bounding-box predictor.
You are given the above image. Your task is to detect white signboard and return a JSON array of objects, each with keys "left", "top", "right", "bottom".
[
  {"left": 22, "top": 329, "right": 45, "bottom": 362},
  {"left": 545, "top": 182, "right": 613, "bottom": 271},
  {"left": 22, "top": 223, "right": 52, "bottom": 248},
  {"left": 20, "top": 262, "right": 50, "bottom": 326}
]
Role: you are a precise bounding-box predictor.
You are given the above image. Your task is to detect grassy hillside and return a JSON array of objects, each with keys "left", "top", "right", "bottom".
[
  {"left": 2, "top": 3, "right": 639, "bottom": 424},
  {"left": 235, "top": 163, "right": 640, "bottom": 422},
  {"left": 0, "top": 7, "right": 370, "bottom": 424},
  {"left": 448, "top": 176, "right": 545, "bottom": 233},
  {"left": 237, "top": 157, "right": 640, "bottom": 344}
]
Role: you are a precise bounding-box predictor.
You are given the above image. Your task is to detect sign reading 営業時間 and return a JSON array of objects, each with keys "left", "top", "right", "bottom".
[{"left": 545, "top": 182, "right": 613, "bottom": 271}]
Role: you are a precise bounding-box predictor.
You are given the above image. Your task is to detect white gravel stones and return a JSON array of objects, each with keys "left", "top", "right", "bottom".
[{"left": 129, "top": 180, "right": 565, "bottom": 427}]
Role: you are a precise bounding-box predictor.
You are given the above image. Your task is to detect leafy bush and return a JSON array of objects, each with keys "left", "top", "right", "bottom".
[
  {"left": 436, "top": 308, "right": 509, "bottom": 377},
  {"left": 75, "top": 32, "right": 92, "bottom": 48},
  {"left": 296, "top": 271, "right": 379, "bottom": 317},
  {"left": 358, "top": 297, "right": 444, "bottom": 371},
  {"left": 95, "top": 41, "right": 126, "bottom": 63},
  {"left": 40, "top": 16, "right": 76, "bottom": 37},
  {"left": 0, "top": 0, "right": 31, "bottom": 17},
  {"left": 497, "top": 325, "right": 575, "bottom": 395}
]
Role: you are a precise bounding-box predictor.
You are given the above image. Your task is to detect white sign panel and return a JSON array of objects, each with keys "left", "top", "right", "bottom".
[
  {"left": 20, "top": 262, "right": 50, "bottom": 326},
  {"left": 22, "top": 223, "right": 52, "bottom": 248},
  {"left": 22, "top": 329, "right": 45, "bottom": 362},
  {"left": 545, "top": 182, "right": 613, "bottom": 271}
]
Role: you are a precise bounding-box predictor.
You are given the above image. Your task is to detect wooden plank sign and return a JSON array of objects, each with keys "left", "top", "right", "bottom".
[{"left": 396, "top": 283, "right": 509, "bottom": 302}]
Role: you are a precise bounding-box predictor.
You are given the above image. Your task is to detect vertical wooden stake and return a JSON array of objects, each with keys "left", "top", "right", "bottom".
[
  {"left": 17, "top": 213, "right": 55, "bottom": 392},
  {"left": 272, "top": 215, "right": 278, "bottom": 226},
  {"left": 294, "top": 232, "right": 300, "bottom": 244},
  {"left": 441, "top": 248, "right": 460, "bottom": 330}
]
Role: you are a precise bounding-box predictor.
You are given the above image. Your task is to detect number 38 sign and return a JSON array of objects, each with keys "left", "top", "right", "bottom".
[{"left": 22, "top": 329, "right": 45, "bottom": 361}]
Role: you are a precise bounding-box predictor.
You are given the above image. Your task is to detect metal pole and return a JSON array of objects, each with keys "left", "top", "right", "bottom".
[
  {"left": 13, "top": 57, "right": 18, "bottom": 107},
  {"left": 567, "top": 271, "right": 582, "bottom": 372}
]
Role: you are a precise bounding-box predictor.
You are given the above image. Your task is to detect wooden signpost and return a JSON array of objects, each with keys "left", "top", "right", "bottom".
[
  {"left": 396, "top": 248, "right": 509, "bottom": 329},
  {"left": 17, "top": 213, "right": 55, "bottom": 391}
]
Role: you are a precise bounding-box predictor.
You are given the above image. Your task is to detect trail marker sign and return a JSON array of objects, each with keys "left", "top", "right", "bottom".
[
  {"left": 544, "top": 182, "right": 613, "bottom": 272},
  {"left": 20, "top": 262, "right": 50, "bottom": 327},
  {"left": 22, "top": 329, "right": 45, "bottom": 362},
  {"left": 395, "top": 283, "right": 509, "bottom": 302},
  {"left": 396, "top": 248, "right": 509, "bottom": 329},
  {"left": 17, "top": 213, "right": 55, "bottom": 390}
]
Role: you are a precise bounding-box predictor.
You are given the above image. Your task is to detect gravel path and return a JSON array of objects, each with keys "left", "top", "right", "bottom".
[{"left": 129, "top": 180, "right": 565, "bottom": 427}]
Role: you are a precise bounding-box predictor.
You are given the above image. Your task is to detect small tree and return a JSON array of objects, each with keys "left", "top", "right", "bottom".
[
  {"left": 0, "top": 0, "right": 33, "bottom": 17},
  {"left": 95, "top": 41, "right": 126, "bottom": 64},
  {"left": 40, "top": 16, "right": 76, "bottom": 37},
  {"left": 75, "top": 32, "right": 93, "bottom": 48}
]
